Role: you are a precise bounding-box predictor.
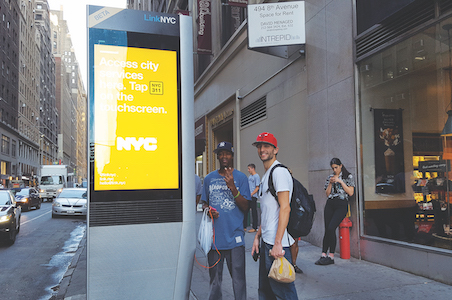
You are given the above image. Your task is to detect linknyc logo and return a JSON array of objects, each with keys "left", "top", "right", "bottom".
[{"left": 144, "top": 14, "right": 177, "bottom": 24}]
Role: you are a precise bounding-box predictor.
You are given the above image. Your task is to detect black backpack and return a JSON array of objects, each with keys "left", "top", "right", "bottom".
[{"left": 268, "top": 164, "right": 316, "bottom": 239}]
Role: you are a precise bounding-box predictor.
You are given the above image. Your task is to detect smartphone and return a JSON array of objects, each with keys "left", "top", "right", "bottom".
[{"left": 253, "top": 251, "right": 260, "bottom": 262}]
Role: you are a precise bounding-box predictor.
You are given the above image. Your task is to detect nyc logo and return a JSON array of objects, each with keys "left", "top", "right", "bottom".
[{"left": 116, "top": 137, "right": 157, "bottom": 151}]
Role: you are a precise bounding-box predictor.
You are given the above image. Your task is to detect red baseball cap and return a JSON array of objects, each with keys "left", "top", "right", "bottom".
[{"left": 252, "top": 132, "right": 277, "bottom": 148}]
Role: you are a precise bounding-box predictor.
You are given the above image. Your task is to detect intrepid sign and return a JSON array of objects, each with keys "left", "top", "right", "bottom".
[{"left": 247, "top": 1, "right": 305, "bottom": 48}]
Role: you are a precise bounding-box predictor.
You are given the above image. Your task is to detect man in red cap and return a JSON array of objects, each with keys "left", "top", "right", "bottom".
[{"left": 251, "top": 132, "right": 298, "bottom": 299}]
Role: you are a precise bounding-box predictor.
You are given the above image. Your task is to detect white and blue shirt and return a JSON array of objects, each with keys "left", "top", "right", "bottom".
[{"left": 200, "top": 169, "right": 251, "bottom": 250}]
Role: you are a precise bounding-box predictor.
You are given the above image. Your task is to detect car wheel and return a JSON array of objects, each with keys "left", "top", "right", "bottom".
[
  {"left": 36, "top": 201, "right": 41, "bottom": 209},
  {"left": 7, "top": 224, "right": 17, "bottom": 245},
  {"left": 52, "top": 213, "right": 58, "bottom": 218},
  {"left": 17, "top": 217, "right": 20, "bottom": 233},
  {"left": 27, "top": 204, "right": 32, "bottom": 211}
]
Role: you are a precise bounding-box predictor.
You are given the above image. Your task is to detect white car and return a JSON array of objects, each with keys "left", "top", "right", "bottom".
[{"left": 52, "top": 188, "right": 87, "bottom": 218}]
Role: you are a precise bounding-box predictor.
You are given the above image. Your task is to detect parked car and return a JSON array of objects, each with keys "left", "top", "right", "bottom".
[
  {"left": 52, "top": 188, "right": 87, "bottom": 218},
  {"left": 12, "top": 187, "right": 41, "bottom": 211},
  {"left": 0, "top": 190, "right": 21, "bottom": 244}
]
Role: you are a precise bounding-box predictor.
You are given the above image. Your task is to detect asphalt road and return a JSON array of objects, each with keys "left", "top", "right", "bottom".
[{"left": 0, "top": 202, "right": 86, "bottom": 300}]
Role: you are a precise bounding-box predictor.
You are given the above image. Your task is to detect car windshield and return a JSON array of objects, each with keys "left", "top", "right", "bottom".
[
  {"left": 41, "top": 175, "right": 63, "bottom": 185},
  {"left": 0, "top": 192, "right": 11, "bottom": 205},
  {"left": 14, "top": 189, "right": 30, "bottom": 196},
  {"left": 58, "top": 189, "right": 87, "bottom": 199}
]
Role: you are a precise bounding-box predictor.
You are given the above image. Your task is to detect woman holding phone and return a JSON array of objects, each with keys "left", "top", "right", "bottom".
[{"left": 315, "top": 158, "right": 354, "bottom": 266}]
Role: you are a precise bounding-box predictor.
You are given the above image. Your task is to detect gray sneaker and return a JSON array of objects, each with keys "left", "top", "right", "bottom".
[
  {"left": 319, "top": 256, "right": 334, "bottom": 265},
  {"left": 315, "top": 256, "right": 326, "bottom": 265}
]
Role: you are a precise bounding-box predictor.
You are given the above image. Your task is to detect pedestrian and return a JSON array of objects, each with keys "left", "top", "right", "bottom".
[
  {"left": 290, "top": 241, "right": 303, "bottom": 273},
  {"left": 200, "top": 141, "right": 251, "bottom": 300},
  {"left": 244, "top": 163, "right": 260, "bottom": 233},
  {"left": 315, "top": 157, "right": 354, "bottom": 266},
  {"left": 251, "top": 132, "right": 298, "bottom": 300},
  {"left": 195, "top": 174, "right": 202, "bottom": 208}
]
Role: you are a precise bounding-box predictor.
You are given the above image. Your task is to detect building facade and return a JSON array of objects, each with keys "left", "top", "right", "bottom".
[
  {"left": 35, "top": 0, "right": 58, "bottom": 167},
  {"left": 0, "top": 0, "right": 21, "bottom": 186},
  {"left": 0, "top": 0, "right": 86, "bottom": 187},
  {"left": 18, "top": 0, "right": 41, "bottom": 180},
  {"left": 129, "top": 0, "right": 452, "bottom": 284},
  {"left": 50, "top": 9, "right": 87, "bottom": 185}
]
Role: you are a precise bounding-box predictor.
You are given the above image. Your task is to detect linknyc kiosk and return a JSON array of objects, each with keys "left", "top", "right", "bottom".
[{"left": 87, "top": 6, "right": 195, "bottom": 299}]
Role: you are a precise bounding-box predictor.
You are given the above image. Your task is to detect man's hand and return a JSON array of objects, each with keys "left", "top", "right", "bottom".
[
  {"left": 223, "top": 167, "right": 249, "bottom": 212},
  {"left": 223, "top": 167, "right": 236, "bottom": 191},
  {"left": 270, "top": 243, "right": 285, "bottom": 259},
  {"left": 251, "top": 235, "right": 260, "bottom": 258},
  {"left": 209, "top": 206, "right": 219, "bottom": 219},
  {"left": 202, "top": 204, "right": 219, "bottom": 218}
]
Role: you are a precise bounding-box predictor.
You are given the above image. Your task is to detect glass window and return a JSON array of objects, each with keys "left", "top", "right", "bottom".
[
  {"left": 221, "top": 0, "right": 246, "bottom": 47},
  {"left": 358, "top": 18, "right": 452, "bottom": 250},
  {"left": 11, "top": 140, "right": 16, "bottom": 157},
  {"left": 1, "top": 135, "right": 10, "bottom": 155}
]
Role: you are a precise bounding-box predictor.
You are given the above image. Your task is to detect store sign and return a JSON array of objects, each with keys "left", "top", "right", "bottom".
[
  {"left": 195, "top": 117, "right": 205, "bottom": 140},
  {"left": 195, "top": 117, "right": 206, "bottom": 156},
  {"left": 418, "top": 160, "right": 450, "bottom": 173},
  {"left": 210, "top": 109, "right": 233, "bottom": 128},
  {"left": 247, "top": 1, "right": 305, "bottom": 48},
  {"left": 94, "top": 44, "right": 179, "bottom": 191},
  {"left": 197, "top": 0, "right": 212, "bottom": 54}
]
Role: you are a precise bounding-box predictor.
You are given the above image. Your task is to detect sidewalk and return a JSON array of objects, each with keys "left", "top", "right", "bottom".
[
  {"left": 56, "top": 212, "right": 452, "bottom": 300},
  {"left": 190, "top": 229, "right": 452, "bottom": 300},
  {"left": 190, "top": 210, "right": 452, "bottom": 300}
]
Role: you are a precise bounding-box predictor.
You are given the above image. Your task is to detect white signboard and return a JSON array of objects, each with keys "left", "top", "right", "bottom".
[{"left": 248, "top": 1, "right": 305, "bottom": 48}]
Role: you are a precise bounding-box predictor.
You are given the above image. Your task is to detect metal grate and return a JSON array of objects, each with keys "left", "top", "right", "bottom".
[
  {"left": 241, "top": 96, "right": 267, "bottom": 128},
  {"left": 89, "top": 199, "right": 183, "bottom": 227},
  {"left": 356, "top": 0, "right": 435, "bottom": 60},
  {"left": 440, "top": 0, "right": 452, "bottom": 14}
]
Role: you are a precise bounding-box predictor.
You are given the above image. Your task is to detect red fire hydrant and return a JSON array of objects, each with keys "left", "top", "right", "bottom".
[{"left": 339, "top": 217, "right": 352, "bottom": 259}]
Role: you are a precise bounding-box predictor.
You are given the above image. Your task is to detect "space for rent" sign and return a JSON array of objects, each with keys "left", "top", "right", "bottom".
[{"left": 247, "top": 1, "right": 305, "bottom": 48}]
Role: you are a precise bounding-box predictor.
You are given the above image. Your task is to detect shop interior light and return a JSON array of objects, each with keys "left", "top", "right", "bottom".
[{"left": 441, "top": 24, "right": 452, "bottom": 136}]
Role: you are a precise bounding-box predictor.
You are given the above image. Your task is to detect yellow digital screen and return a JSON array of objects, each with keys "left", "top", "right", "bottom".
[{"left": 94, "top": 44, "right": 179, "bottom": 191}]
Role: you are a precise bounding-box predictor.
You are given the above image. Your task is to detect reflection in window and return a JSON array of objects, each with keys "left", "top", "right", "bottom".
[
  {"left": 358, "top": 18, "right": 452, "bottom": 250},
  {"left": 221, "top": 0, "right": 246, "bottom": 47}
]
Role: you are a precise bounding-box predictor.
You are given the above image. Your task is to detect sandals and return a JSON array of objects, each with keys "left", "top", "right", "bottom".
[{"left": 293, "top": 264, "right": 303, "bottom": 274}]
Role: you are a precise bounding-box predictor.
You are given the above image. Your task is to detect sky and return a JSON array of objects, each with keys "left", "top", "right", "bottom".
[{"left": 47, "top": 0, "right": 127, "bottom": 89}]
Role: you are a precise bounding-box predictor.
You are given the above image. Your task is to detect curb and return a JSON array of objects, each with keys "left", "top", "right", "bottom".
[{"left": 51, "top": 232, "right": 87, "bottom": 300}]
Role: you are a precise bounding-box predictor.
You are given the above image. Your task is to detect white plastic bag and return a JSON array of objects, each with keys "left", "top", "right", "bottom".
[{"left": 198, "top": 208, "right": 213, "bottom": 256}]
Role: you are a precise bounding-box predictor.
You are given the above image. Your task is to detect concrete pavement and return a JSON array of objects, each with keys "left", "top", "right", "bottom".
[{"left": 55, "top": 211, "right": 452, "bottom": 299}]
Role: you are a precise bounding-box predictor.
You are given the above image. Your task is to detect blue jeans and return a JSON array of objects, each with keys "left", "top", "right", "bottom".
[{"left": 259, "top": 242, "right": 298, "bottom": 300}]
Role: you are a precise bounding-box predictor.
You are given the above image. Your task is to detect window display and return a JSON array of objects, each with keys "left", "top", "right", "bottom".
[{"left": 359, "top": 18, "right": 452, "bottom": 250}]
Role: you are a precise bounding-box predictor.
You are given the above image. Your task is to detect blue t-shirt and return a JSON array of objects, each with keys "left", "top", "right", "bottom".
[
  {"left": 248, "top": 173, "right": 260, "bottom": 197},
  {"left": 200, "top": 169, "right": 251, "bottom": 250}
]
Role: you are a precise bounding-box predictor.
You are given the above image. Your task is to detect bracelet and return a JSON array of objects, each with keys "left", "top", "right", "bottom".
[{"left": 234, "top": 191, "right": 240, "bottom": 199}]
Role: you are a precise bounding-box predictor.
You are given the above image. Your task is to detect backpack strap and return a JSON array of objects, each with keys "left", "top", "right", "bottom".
[{"left": 267, "top": 163, "right": 288, "bottom": 202}]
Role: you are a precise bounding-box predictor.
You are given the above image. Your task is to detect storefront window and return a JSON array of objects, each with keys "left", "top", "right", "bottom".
[{"left": 359, "top": 18, "right": 452, "bottom": 250}]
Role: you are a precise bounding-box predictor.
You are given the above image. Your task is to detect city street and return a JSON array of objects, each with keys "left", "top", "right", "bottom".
[{"left": 0, "top": 202, "right": 86, "bottom": 300}]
